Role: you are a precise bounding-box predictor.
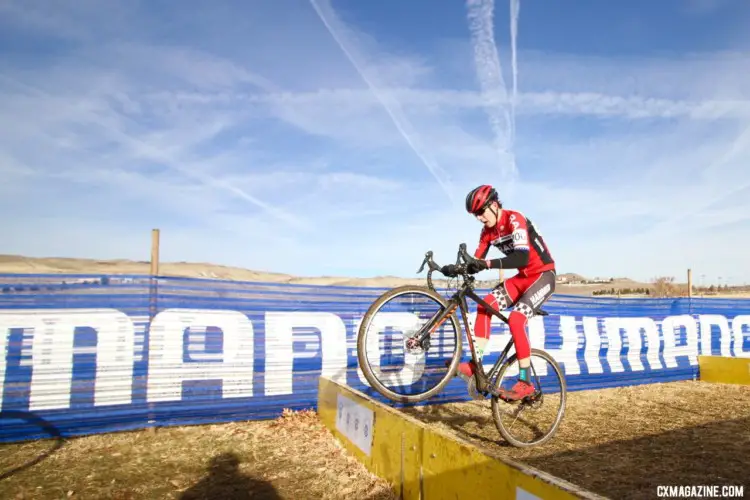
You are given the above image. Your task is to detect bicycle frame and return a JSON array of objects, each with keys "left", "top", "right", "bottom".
[
  {"left": 456, "top": 285, "right": 513, "bottom": 392},
  {"left": 414, "top": 243, "right": 536, "bottom": 395}
]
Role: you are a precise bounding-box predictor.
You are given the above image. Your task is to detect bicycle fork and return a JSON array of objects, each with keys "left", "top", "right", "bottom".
[{"left": 408, "top": 302, "right": 457, "bottom": 350}]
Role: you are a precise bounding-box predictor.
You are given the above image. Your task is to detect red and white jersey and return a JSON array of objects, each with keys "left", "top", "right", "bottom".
[{"left": 474, "top": 209, "right": 555, "bottom": 277}]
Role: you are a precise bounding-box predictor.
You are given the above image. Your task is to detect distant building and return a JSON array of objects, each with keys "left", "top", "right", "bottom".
[{"left": 556, "top": 274, "right": 614, "bottom": 285}]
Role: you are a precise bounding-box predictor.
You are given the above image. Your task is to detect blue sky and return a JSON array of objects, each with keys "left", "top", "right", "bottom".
[{"left": 1, "top": 0, "right": 750, "bottom": 285}]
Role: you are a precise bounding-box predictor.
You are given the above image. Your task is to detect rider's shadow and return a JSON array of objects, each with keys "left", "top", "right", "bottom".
[
  {"left": 180, "top": 452, "right": 280, "bottom": 500},
  {"left": 405, "top": 402, "right": 547, "bottom": 448},
  {"left": 404, "top": 404, "right": 505, "bottom": 445}
]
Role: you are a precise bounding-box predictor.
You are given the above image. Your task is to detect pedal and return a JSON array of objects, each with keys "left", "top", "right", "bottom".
[
  {"left": 486, "top": 380, "right": 502, "bottom": 397},
  {"left": 488, "top": 382, "right": 530, "bottom": 403}
]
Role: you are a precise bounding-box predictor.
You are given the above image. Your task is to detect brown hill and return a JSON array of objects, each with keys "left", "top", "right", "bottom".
[{"left": 0, "top": 254, "right": 689, "bottom": 296}]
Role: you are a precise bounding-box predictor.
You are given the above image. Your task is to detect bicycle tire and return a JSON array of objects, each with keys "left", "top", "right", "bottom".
[
  {"left": 490, "top": 348, "right": 567, "bottom": 447},
  {"left": 357, "top": 285, "right": 463, "bottom": 404}
]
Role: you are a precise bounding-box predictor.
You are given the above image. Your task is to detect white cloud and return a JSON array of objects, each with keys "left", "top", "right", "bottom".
[
  {"left": 1, "top": 0, "right": 750, "bottom": 284},
  {"left": 465, "top": 0, "right": 517, "bottom": 180},
  {"left": 308, "top": 0, "right": 457, "bottom": 205},
  {"left": 683, "top": 0, "right": 732, "bottom": 16}
]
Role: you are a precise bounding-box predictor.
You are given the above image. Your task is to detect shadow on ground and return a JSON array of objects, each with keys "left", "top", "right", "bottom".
[
  {"left": 180, "top": 452, "right": 281, "bottom": 500},
  {"left": 0, "top": 411, "right": 65, "bottom": 481},
  {"left": 402, "top": 403, "right": 510, "bottom": 446},
  {"left": 523, "top": 416, "right": 750, "bottom": 499}
]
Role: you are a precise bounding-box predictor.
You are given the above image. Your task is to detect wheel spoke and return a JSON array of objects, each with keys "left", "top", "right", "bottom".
[
  {"left": 357, "top": 286, "right": 463, "bottom": 404},
  {"left": 491, "top": 349, "right": 567, "bottom": 447}
]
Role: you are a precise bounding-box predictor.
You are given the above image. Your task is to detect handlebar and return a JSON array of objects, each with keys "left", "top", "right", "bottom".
[{"left": 417, "top": 243, "right": 478, "bottom": 291}]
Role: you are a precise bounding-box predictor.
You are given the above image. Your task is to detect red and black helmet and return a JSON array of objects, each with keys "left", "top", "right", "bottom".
[{"left": 465, "top": 184, "right": 499, "bottom": 214}]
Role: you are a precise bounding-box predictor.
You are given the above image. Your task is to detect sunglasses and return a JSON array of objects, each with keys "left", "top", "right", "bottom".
[{"left": 472, "top": 202, "right": 491, "bottom": 217}]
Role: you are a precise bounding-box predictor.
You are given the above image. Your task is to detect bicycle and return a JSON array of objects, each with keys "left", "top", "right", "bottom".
[{"left": 356, "top": 242, "right": 567, "bottom": 447}]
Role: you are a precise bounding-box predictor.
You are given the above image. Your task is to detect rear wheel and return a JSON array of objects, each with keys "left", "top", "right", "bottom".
[{"left": 357, "top": 285, "right": 463, "bottom": 403}]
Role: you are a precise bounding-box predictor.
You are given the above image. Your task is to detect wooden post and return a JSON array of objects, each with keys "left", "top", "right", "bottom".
[
  {"left": 148, "top": 229, "right": 160, "bottom": 435},
  {"left": 687, "top": 268, "right": 693, "bottom": 298},
  {"left": 149, "top": 228, "right": 160, "bottom": 320},
  {"left": 150, "top": 229, "right": 160, "bottom": 276}
]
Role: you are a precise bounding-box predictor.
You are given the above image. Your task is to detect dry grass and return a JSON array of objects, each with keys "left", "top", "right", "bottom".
[
  {"left": 650, "top": 276, "right": 687, "bottom": 297},
  {"left": 402, "top": 380, "right": 750, "bottom": 499},
  {"left": 0, "top": 408, "right": 397, "bottom": 500},
  {"left": 2, "top": 381, "right": 748, "bottom": 500}
]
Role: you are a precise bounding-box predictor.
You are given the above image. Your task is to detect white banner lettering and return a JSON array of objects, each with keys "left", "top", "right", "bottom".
[
  {"left": 582, "top": 317, "right": 603, "bottom": 374},
  {"left": 602, "top": 318, "right": 625, "bottom": 373},
  {"left": 354, "top": 312, "right": 427, "bottom": 388},
  {"left": 0, "top": 309, "right": 135, "bottom": 411},
  {"left": 264, "top": 312, "right": 348, "bottom": 396},
  {"left": 1, "top": 308, "right": 749, "bottom": 411},
  {"left": 147, "top": 309, "right": 255, "bottom": 402},
  {"left": 699, "top": 315, "right": 733, "bottom": 357},
  {"left": 661, "top": 315, "right": 699, "bottom": 368},
  {"left": 732, "top": 315, "right": 750, "bottom": 357}
]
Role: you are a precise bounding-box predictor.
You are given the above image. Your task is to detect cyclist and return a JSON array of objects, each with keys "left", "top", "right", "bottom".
[{"left": 440, "top": 184, "right": 556, "bottom": 401}]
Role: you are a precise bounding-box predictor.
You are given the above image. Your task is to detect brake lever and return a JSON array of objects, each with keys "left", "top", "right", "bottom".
[
  {"left": 417, "top": 250, "right": 434, "bottom": 273},
  {"left": 457, "top": 242, "right": 473, "bottom": 264},
  {"left": 417, "top": 255, "right": 427, "bottom": 273}
]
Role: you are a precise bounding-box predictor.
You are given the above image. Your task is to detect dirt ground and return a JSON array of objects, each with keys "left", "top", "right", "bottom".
[
  {"left": 402, "top": 380, "right": 750, "bottom": 499},
  {"left": 2, "top": 384, "right": 748, "bottom": 500},
  {"left": 0, "top": 409, "right": 396, "bottom": 500}
]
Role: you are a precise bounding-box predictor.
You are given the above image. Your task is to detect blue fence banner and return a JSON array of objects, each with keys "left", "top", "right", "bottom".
[{"left": 1, "top": 273, "right": 749, "bottom": 443}]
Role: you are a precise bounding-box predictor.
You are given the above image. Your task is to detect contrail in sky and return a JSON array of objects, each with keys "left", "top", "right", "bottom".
[
  {"left": 309, "top": 0, "right": 456, "bottom": 205},
  {"left": 510, "top": 0, "right": 520, "bottom": 147},
  {"left": 466, "top": 0, "right": 518, "bottom": 180}
]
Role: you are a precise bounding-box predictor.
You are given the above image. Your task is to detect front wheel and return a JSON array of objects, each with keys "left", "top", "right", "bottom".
[
  {"left": 490, "top": 348, "right": 567, "bottom": 447},
  {"left": 357, "top": 285, "right": 463, "bottom": 404}
]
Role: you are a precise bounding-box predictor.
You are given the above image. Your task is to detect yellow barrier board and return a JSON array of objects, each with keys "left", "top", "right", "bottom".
[
  {"left": 698, "top": 355, "right": 750, "bottom": 385},
  {"left": 317, "top": 376, "right": 606, "bottom": 500}
]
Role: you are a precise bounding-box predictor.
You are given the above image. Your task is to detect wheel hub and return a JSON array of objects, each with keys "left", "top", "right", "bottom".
[{"left": 405, "top": 335, "right": 430, "bottom": 354}]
